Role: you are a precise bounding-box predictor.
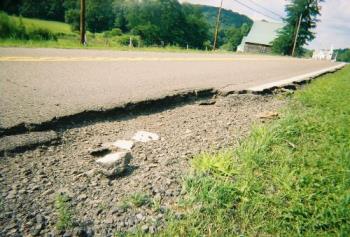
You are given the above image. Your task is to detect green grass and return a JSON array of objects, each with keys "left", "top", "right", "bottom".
[
  {"left": 12, "top": 16, "right": 73, "bottom": 35},
  {"left": 0, "top": 15, "right": 217, "bottom": 53},
  {"left": 123, "top": 193, "right": 151, "bottom": 208},
  {"left": 158, "top": 66, "right": 350, "bottom": 236},
  {"left": 55, "top": 194, "right": 74, "bottom": 231},
  {"left": 0, "top": 37, "right": 215, "bottom": 53}
]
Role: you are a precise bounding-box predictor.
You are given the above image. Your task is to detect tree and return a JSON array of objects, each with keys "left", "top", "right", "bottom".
[
  {"left": 19, "top": 0, "right": 65, "bottom": 21},
  {"left": 131, "top": 23, "right": 160, "bottom": 45},
  {"left": 126, "top": 0, "right": 187, "bottom": 46},
  {"left": 157, "top": 0, "right": 186, "bottom": 46},
  {"left": 64, "top": 0, "right": 80, "bottom": 31},
  {"left": 335, "top": 48, "right": 350, "bottom": 63},
  {"left": 182, "top": 3, "right": 209, "bottom": 48},
  {"left": 221, "top": 23, "right": 250, "bottom": 51},
  {"left": 0, "top": 0, "right": 22, "bottom": 15},
  {"left": 272, "top": 0, "right": 323, "bottom": 56},
  {"left": 113, "top": 0, "right": 128, "bottom": 32},
  {"left": 86, "top": 0, "right": 114, "bottom": 32}
]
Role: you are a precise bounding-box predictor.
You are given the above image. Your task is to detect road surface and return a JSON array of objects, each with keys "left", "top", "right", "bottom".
[{"left": 0, "top": 47, "right": 342, "bottom": 131}]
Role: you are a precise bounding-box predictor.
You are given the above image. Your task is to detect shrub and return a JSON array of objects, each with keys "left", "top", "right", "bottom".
[
  {"left": 28, "top": 28, "right": 57, "bottom": 41},
  {"left": 103, "top": 28, "right": 122, "bottom": 38},
  {"left": 0, "top": 11, "right": 26, "bottom": 39},
  {"left": 55, "top": 194, "right": 74, "bottom": 231},
  {"left": 0, "top": 11, "right": 57, "bottom": 41},
  {"left": 116, "top": 34, "right": 141, "bottom": 47}
]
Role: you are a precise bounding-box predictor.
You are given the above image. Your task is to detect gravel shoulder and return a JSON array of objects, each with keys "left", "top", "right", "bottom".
[{"left": 0, "top": 94, "right": 286, "bottom": 236}]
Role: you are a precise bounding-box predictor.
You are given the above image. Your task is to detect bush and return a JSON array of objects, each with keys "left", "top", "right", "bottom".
[
  {"left": 64, "top": 9, "right": 80, "bottom": 31},
  {"left": 116, "top": 34, "right": 141, "bottom": 47},
  {"left": 0, "top": 11, "right": 26, "bottom": 39},
  {"left": 0, "top": 11, "right": 57, "bottom": 41},
  {"left": 103, "top": 28, "right": 122, "bottom": 38},
  {"left": 28, "top": 28, "right": 57, "bottom": 41}
]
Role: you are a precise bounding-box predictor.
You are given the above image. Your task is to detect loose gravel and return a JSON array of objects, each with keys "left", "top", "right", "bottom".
[{"left": 0, "top": 94, "right": 285, "bottom": 236}]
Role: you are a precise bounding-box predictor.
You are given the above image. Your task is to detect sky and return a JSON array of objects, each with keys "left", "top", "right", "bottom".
[{"left": 179, "top": 0, "right": 350, "bottom": 49}]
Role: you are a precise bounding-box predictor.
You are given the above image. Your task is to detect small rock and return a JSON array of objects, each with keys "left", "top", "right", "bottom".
[
  {"left": 7, "top": 190, "right": 17, "bottom": 199},
  {"left": 258, "top": 111, "right": 279, "bottom": 119},
  {"left": 136, "top": 213, "right": 144, "bottom": 221},
  {"left": 105, "top": 217, "right": 114, "bottom": 224},
  {"left": 198, "top": 100, "right": 216, "bottom": 105},
  {"left": 63, "top": 231, "right": 72, "bottom": 237},
  {"left": 85, "top": 169, "right": 98, "bottom": 177},
  {"left": 36, "top": 214, "right": 45, "bottom": 224},
  {"left": 85, "top": 227, "right": 94, "bottom": 237},
  {"left": 73, "top": 227, "right": 85, "bottom": 237},
  {"left": 112, "top": 140, "right": 134, "bottom": 151},
  {"left": 89, "top": 147, "right": 110, "bottom": 157},
  {"left": 141, "top": 224, "right": 149, "bottom": 233},
  {"left": 77, "top": 194, "right": 87, "bottom": 201},
  {"left": 132, "top": 131, "right": 159, "bottom": 142},
  {"left": 149, "top": 225, "right": 156, "bottom": 234},
  {"left": 175, "top": 212, "right": 185, "bottom": 220},
  {"left": 42, "top": 189, "right": 54, "bottom": 197},
  {"left": 96, "top": 152, "right": 132, "bottom": 177},
  {"left": 30, "top": 224, "right": 43, "bottom": 236}
]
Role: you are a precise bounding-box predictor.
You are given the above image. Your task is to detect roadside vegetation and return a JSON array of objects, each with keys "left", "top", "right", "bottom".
[
  {"left": 1, "top": 0, "right": 348, "bottom": 58},
  {"left": 335, "top": 48, "right": 350, "bottom": 63},
  {"left": 55, "top": 194, "right": 74, "bottom": 231},
  {"left": 157, "top": 66, "right": 350, "bottom": 236},
  {"left": 0, "top": 11, "right": 57, "bottom": 41},
  {"left": 0, "top": 0, "right": 252, "bottom": 51}
]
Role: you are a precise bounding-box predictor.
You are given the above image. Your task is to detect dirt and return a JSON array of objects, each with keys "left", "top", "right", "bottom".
[{"left": 0, "top": 94, "right": 286, "bottom": 236}]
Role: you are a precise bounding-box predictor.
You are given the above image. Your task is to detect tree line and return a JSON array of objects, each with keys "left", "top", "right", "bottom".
[{"left": 0, "top": 0, "right": 251, "bottom": 49}]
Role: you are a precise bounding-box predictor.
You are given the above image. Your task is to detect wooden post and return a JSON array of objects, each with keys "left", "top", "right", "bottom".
[
  {"left": 80, "top": 0, "right": 86, "bottom": 45},
  {"left": 292, "top": 14, "right": 302, "bottom": 57},
  {"left": 213, "top": 0, "right": 224, "bottom": 50}
]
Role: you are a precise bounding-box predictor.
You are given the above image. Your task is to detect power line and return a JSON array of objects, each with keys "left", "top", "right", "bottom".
[
  {"left": 232, "top": 0, "right": 281, "bottom": 21},
  {"left": 245, "top": 0, "right": 284, "bottom": 19},
  {"left": 231, "top": 0, "right": 282, "bottom": 22}
]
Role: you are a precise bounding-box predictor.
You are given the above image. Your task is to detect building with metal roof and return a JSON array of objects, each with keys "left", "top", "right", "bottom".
[{"left": 237, "top": 20, "right": 285, "bottom": 53}]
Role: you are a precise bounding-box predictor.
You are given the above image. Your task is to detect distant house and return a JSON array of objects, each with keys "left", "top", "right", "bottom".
[
  {"left": 312, "top": 47, "right": 335, "bottom": 61},
  {"left": 237, "top": 20, "right": 285, "bottom": 54}
]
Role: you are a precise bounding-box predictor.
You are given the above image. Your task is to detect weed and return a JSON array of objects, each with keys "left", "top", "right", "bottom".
[
  {"left": 0, "top": 196, "right": 4, "bottom": 211},
  {"left": 55, "top": 193, "right": 74, "bottom": 231},
  {"left": 151, "top": 196, "right": 162, "bottom": 212},
  {"left": 129, "top": 193, "right": 151, "bottom": 208}
]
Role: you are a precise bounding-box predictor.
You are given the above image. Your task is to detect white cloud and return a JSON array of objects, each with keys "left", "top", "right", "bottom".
[{"left": 179, "top": 0, "right": 350, "bottom": 49}]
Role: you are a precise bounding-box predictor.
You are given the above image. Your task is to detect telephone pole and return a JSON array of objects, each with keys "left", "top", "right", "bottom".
[
  {"left": 213, "top": 0, "right": 224, "bottom": 50},
  {"left": 291, "top": 14, "right": 302, "bottom": 57},
  {"left": 80, "top": 0, "right": 86, "bottom": 45}
]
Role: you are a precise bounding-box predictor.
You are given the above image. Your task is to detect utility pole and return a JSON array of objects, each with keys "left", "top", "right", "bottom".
[
  {"left": 291, "top": 14, "right": 302, "bottom": 57},
  {"left": 213, "top": 0, "right": 224, "bottom": 50},
  {"left": 80, "top": 0, "right": 86, "bottom": 45}
]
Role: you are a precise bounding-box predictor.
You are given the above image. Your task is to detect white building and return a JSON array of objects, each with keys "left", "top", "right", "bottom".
[{"left": 312, "top": 47, "right": 335, "bottom": 61}]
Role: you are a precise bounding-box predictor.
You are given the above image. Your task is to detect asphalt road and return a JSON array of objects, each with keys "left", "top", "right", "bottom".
[{"left": 0, "top": 47, "right": 342, "bottom": 130}]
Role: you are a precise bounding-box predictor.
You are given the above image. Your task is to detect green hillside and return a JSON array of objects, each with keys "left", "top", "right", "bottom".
[
  {"left": 11, "top": 16, "right": 74, "bottom": 35},
  {"left": 192, "top": 4, "right": 253, "bottom": 30}
]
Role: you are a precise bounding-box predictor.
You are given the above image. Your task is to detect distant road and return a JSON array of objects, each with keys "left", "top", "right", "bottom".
[{"left": 0, "top": 47, "right": 342, "bottom": 131}]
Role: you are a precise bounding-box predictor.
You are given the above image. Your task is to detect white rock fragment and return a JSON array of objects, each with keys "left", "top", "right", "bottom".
[
  {"left": 112, "top": 140, "right": 134, "bottom": 151},
  {"left": 96, "top": 152, "right": 132, "bottom": 177},
  {"left": 132, "top": 131, "right": 159, "bottom": 143}
]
